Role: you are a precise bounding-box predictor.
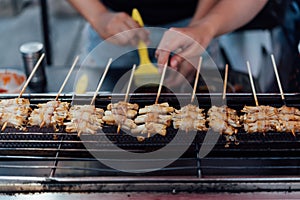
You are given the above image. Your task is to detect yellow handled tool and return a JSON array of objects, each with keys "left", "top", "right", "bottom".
[{"left": 132, "top": 8, "right": 160, "bottom": 86}]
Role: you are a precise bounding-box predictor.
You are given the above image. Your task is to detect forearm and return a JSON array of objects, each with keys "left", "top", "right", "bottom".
[
  {"left": 67, "top": 0, "right": 108, "bottom": 27},
  {"left": 196, "top": 0, "right": 268, "bottom": 37},
  {"left": 189, "top": 0, "right": 219, "bottom": 26}
]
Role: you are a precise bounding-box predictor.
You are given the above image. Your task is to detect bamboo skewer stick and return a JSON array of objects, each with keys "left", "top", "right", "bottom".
[
  {"left": 222, "top": 64, "right": 229, "bottom": 101},
  {"left": 270, "top": 55, "right": 295, "bottom": 135},
  {"left": 90, "top": 58, "right": 112, "bottom": 105},
  {"left": 222, "top": 64, "right": 239, "bottom": 145},
  {"left": 117, "top": 64, "right": 136, "bottom": 133},
  {"left": 270, "top": 54, "right": 286, "bottom": 104},
  {"left": 246, "top": 61, "right": 259, "bottom": 106},
  {"left": 124, "top": 64, "right": 136, "bottom": 103},
  {"left": 2, "top": 53, "right": 45, "bottom": 131},
  {"left": 39, "top": 56, "right": 79, "bottom": 128},
  {"left": 191, "top": 56, "right": 202, "bottom": 103},
  {"left": 1, "top": 118, "right": 8, "bottom": 131},
  {"left": 18, "top": 53, "right": 45, "bottom": 98},
  {"left": 155, "top": 63, "right": 168, "bottom": 104},
  {"left": 55, "top": 55, "right": 79, "bottom": 101},
  {"left": 73, "top": 58, "right": 111, "bottom": 137}
]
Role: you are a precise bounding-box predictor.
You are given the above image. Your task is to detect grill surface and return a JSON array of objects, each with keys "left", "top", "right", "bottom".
[{"left": 0, "top": 93, "right": 299, "bottom": 193}]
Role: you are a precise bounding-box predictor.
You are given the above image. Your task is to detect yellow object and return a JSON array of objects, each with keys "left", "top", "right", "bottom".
[
  {"left": 75, "top": 74, "right": 88, "bottom": 94},
  {"left": 132, "top": 8, "right": 160, "bottom": 86}
]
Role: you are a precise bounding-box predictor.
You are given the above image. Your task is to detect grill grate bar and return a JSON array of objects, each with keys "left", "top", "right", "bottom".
[
  {"left": 0, "top": 164, "right": 198, "bottom": 173},
  {"left": 0, "top": 165, "right": 56, "bottom": 169},
  {"left": 201, "top": 157, "right": 300, "bottom": 160},
  {"left": 0, "top": 155, "right": 196, "bottom": 162},
  {"left": 48, "top": 133, "right": 65, "bottom": 178},
  {"left": 200, "top": 166, "right": 300, "bottom": 170}
]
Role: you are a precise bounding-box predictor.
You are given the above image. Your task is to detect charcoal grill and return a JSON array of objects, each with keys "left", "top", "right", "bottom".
[{"left": 0, "top": 93, "right": 300, "bottom": 194}]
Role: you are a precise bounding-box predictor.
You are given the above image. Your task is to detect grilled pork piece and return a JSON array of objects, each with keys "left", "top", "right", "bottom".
[
  {"left": 132, "top": 102, "right": 174, "bottom": 138},
  {"left": 0, "top": 98, "right": 31, "bottom": 131},
  {"left": 207, "top": 105, "right": 240, "bottom": 135},
  {"left": 278, "top": 105, "right": 300, "bottom": 135},
  {"left": 278, "top": 105, "right": 300, "bottom": 115},
  {"left": 131, "top": 123, "right": 167, "bottom": 136},
  {"left": 242, "top": 105, "right": 300, "bottom": 134},
  {"left": 138, "top": 102, "right": 174, "bottom": 114},
  {"left": 103, "top": 111, "right": 137, "bottom": 129},
  {"left": 107, "top": 101, "right": 138, "bottom": 118},
  {"left": 241, "top": 105, "right": 278, "bottom": 133},
  {"left": 243, "top": 120, "right": 280, "bottom": 133},
  {"left": 172, "top": 104, "right": 207, "bottom": 132},
  {"left": 64, "top": 105, "right": 104, "bottom": 136},
  {"left": 28, "top": 100, "right": 69, "bottom": 131},
  {"left": 102, "top": 101, "right": 139, "bottom": 131},
  {"left": 278, "top": 121, "right": 300, "bottom": 135},
  {"left": 135, "top": 112, "right": 172, "bottom": 126}
]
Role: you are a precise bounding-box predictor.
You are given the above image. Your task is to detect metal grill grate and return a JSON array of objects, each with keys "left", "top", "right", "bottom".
[{"left": 0, "top": 93, "right": 299, "bottom": 193}]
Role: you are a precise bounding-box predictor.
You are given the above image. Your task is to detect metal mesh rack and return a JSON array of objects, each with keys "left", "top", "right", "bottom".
[{"left": 0, "top": 93, "right": 299, "bottom": 193}]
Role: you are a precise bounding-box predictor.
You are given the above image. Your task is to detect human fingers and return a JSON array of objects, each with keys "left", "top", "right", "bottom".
[
  {"left": 101, "top": 12, "right": 135, "bottom": 45},
  {"left": 155, "top": 28, "right": 190, "bottom": 70},
  {"left": 168, "top": 42, "right": 204, "bottom": 69},
  {"left": 112, "top": 18, "right": 149, "bottom": 46},
  {"left": 164, "top": 61, "right": 196, "bottom": 88},
  {"left": 106, "top": 23, "right": 135, "bottom": 46},
  {"left": 155, "top": 50, "right": 171, "bottom": 73},
  {"left": 123, "top": 18, "right": 149, "bottom": 45}
]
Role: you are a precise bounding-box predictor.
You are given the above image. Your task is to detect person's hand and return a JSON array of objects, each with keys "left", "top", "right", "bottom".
[
  {"left": 95, "top": 11, "right": 149, "bottom": 46},
  {"left": 155, "top": 22, "right": 215, "bottom": 70},
  {"left": 164, "top": 60, "right": 197, "bottom": 89}
]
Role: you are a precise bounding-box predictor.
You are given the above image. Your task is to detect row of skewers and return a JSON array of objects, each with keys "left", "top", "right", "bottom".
[{"left": 1, "top": 54, "right": 299, "bottom": 143}]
